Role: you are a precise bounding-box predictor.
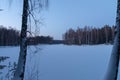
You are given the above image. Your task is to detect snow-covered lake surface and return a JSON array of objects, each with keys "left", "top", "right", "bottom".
[{"left": 0, "top": 44, "right": 113, "bottom": 80}]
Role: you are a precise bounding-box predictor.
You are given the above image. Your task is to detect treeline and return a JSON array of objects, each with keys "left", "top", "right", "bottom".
[
  {"left": 63, "top": 25, "right": 115, "bottom": 45},
  {"left": 0, "top": 25, "right": 53, "bottom": 46},
  {"left": 0, "top": 26, "right": 19, "bottom": 46},
  {"left": 28, "top": 36, "right": 53, "bottom": 45}
]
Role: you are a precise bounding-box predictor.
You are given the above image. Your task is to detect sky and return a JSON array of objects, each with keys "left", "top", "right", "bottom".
[{"left": 0, "top": 0, "right": 117, "bottom": 40}]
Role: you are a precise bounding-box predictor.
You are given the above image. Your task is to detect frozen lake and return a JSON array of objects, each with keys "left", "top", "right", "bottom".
[{"left": 0, "top": 44, "right": 113, "bottom": 80}]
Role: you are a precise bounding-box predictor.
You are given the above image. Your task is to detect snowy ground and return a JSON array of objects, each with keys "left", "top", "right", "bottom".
[{"left": 0, "top": 44, "right": 113, "bottom": 80}]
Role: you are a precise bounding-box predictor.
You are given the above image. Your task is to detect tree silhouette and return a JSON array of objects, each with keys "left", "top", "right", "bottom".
[
  {"left": 63, "top": 25, "right": 114, "bottom": 45},
  {"left": 12, "top": 0, "right": 48, "bottom": 80}
]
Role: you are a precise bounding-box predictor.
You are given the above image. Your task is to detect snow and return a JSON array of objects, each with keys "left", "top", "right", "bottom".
[
  {"left": 0, "top": 44, "right": 113, "bottom": 80},
  {"left": 0, "top": 46, "right": 19, "bottom": 80}
]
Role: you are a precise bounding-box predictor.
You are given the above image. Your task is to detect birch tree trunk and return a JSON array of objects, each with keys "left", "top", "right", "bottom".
[
  {"left": 13, "top": 0, "right": 28, "bottom": 80},
  {"left": 106, "top": 0, "right": 120, "bottom": 80}
]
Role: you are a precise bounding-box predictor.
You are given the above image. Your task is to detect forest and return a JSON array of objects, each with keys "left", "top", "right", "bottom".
[
  {"left": 63, "top": 25, "right": 115, "bottom": 45},
  {"left": 0, "top": 25, "right": 53, "bottom": 46},
  {"left": 0, "top": 25, "right": 116, "bottom": 46},
  {"left": 0, "top": 0, "right": 120, "bottom": 80},
  {"left": 0, "top": 25, "right": 115, "bottom": 46}
]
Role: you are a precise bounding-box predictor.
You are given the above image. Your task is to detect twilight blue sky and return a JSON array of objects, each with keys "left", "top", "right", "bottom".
[{"left": 0, "top": 0, "right": 117, "bottom": 39}]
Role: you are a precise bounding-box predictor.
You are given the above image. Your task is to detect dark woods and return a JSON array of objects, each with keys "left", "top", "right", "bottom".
[
  {"left": 28, "top": 36, "right": 53, "bottom": 45},
  {"left": 0, "top": 26, "right": 19, "bottom": 46},
  {"left": 0, "top": 25, "right": 53, "bottom": 46},
  {"left": 63, "top": 25, "right": 115, "bottom": 45},
  {"left": 0, "top": 25, "right": 115, "bottom": 46}
]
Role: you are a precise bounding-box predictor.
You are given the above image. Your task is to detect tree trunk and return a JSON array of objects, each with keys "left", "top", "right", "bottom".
[
  {"left": 106, "top": 0, "right": 120, "bottom": 80},
  {"left": 13, "top": 0, "right": 28, "bottom": 80}
]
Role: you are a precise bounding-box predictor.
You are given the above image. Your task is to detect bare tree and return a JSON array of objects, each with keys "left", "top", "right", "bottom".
[
  {"left": 12, "top": 0, "right": 48, "bottom": 80},
  {"left": 106, "top": 0, "right": 120, "bottom": 80}
]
